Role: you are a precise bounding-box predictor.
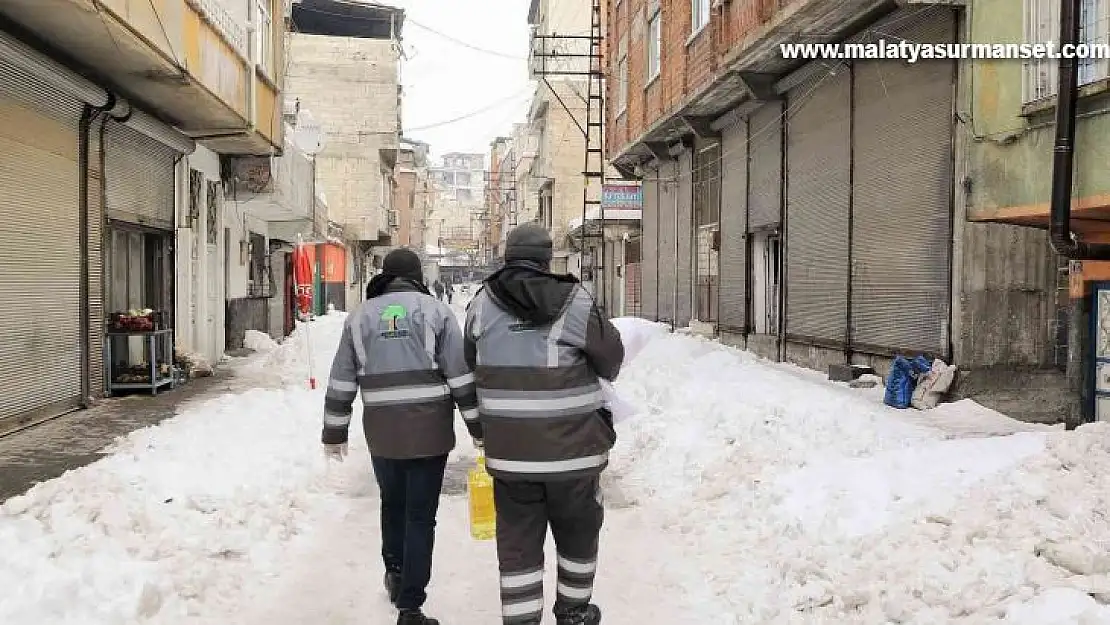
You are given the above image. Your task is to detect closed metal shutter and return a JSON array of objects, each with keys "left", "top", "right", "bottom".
[
  {"left": 657, "top": 159, "right": 677, "bottom": 323},
  {"left": 748, "top": 102, "right": 782, "bottom": 231},
  {"left": 785, "top": 70, "right": 851, "bottom": 345},
  {"left": 718, "top": 119, "right": 748, "bottom": 333},
  {"left": 675, "top": 150, "right": 693, "bottom": 327},
  {"left": 640, "top": 173, "right": 658, "bottom": 320},
  {"left": 0, "top": 63, "right": 83, "bottom": 426},
  {"left": 852, "top": 10, "right": 955, "bottom": 354},
  {"left": 105, "top": 120, "right": 176, "bottom": 230}
]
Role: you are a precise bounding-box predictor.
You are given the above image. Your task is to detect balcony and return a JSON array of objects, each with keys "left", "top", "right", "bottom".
[
  {"left": 227, "top": 123, "right": 319, "bottom": 240},
  {"left": 0, "top": 0, "right": 283, "bottom": 155}
]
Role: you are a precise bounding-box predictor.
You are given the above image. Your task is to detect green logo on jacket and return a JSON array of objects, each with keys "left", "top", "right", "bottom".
[{"left": 379, "top": 304, "right": 409, "bottom": 338}]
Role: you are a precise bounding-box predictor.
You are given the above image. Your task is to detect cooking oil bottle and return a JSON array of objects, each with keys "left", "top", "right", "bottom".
[{"left": 468, "top": 454, "right": 496, "bottom": 541}]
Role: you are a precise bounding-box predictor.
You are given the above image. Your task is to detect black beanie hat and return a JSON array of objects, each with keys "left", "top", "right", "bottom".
[
  {"left": 382, "top": 248, "right": 424, "bottom": 283},
  {"left": 504, "top": 223, "right": 553, "bottom": 264}
]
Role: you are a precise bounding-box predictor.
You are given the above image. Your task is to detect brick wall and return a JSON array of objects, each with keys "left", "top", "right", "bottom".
[
  {"left": 286, "top": 34, "right": 399, "bottom": 239},
  {"left": 606, "top": 0, "right": 784, "bottom": 159}
]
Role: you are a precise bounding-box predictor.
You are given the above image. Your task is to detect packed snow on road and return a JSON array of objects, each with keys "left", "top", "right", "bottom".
[{"left": 4, "top": 294, "right": 1110, "bottom": 624}]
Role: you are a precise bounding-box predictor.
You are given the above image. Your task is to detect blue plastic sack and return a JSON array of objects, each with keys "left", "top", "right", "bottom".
[{"left": 884, "top": 355, "right": 933, "bottom": 409}]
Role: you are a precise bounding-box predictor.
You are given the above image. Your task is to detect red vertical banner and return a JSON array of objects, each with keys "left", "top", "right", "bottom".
[{"left": 293, "top": 243, "right": 315, "bottom": 317}]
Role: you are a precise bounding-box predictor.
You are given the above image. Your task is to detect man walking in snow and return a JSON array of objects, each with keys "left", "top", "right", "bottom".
[
  {"left": 445, "top": 282, "right": 454, "bottom": 304},
  {"left": 464, "top": 223, "right": 625, "bottom": 625},
  {"left": 322, "top": 248, "right": 481, "bottom": 625},
  {"left": 433, "top": 278, "right": 444, "bottom": 302}
]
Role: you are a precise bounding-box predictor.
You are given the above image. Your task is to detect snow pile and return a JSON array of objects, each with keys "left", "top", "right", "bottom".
[
  {"left": 238, "top": 312, "right": 348, "bottom": 388},
  {"left": 608, "top": 331, "right": 1110, "bottom": 623},
  {"left": 243, "top": 330, "right": 278, "bottom": 353},
  {"left": 0, "top": 315, "right": 355, "bottom": 623}
]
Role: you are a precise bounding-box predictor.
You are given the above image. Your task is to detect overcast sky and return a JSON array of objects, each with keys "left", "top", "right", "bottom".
[{"left": 387, "top": 0, "right": 534, "bottom": 165}]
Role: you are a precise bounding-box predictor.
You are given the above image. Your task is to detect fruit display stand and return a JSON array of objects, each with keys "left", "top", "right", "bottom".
[{"left": 104, "top": 311, "right": 175, "bottom": 396}]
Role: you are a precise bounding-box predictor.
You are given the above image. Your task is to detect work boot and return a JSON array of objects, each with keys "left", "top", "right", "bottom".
[
  {"left": 555, "top": 604, "right": 601, "bottom": 625},
  {"left": 397, "top": 608, "right": 440, "bottom": 625},
  {"left": 383, "top": 570, "right": 401, "bottom": 606}
]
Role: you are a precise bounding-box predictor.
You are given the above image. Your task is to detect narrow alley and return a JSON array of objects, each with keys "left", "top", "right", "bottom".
[{"left": 3, "top": 293, "right": 1110, "bottom": 623}]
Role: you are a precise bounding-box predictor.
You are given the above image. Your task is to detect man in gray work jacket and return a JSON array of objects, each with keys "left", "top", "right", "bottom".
[
  {"left": 324, "top": 248, "right": 481, "bottom": 625},
  {"left": 464, "top": 223, "right": 625, "bottom": 625}
]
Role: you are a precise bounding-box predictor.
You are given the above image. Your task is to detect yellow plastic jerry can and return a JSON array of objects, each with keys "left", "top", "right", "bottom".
[{"left": 468, "top": 454, "right": 496, "bottom": 541}]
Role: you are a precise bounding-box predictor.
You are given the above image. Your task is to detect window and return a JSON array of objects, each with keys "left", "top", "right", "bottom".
[
  {"left": 1024, "top": 0, "right": 1107, "bottom": 103},
  {"left": 457, "top": 188, "right": 473, "bottom": 203},
  {"left": 691, "top": 0, "right": 710, "bottom": 34},
  {"left": 647, "top": 10, "right": 661, "bottom": 81},
  {"left": 457, "top": 172, "right": 472, "bottom": 186},
  {"left": 255, "top": 0, "right": 273, "bottom": 75},
  {"left": 617, "top": 51, "right": 629, "bottom": 113},
  {"left": 693, "top": 142, "right": 721, "bottom": 226}
]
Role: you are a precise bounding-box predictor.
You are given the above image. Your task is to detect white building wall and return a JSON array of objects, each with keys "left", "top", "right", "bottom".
[{"left": 176, "top": 144, "right": 226, "bottom": 365}]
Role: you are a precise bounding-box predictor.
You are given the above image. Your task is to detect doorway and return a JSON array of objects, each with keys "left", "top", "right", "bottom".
[{"left": 750, "top": 231, "right": 781, "bottom": 335}]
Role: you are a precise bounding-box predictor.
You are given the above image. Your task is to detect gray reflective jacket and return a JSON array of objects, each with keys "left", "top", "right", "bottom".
[
  {"left": 322, "top": 283, "right": 480, "bottom": 459},
  {"left": 464, "top": 270, "right": 624, "bottom": 481}
]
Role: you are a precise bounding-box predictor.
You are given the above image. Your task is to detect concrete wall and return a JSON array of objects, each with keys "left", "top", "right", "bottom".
[
  {"left": 286, "top": 33, "right": 399, "bottom": 239},
  {"left": 534, "top": 80, "right": 587, "bottom": 251},
  {"left": 968, "top": 0, "right": 1110, "bottom": 217}
]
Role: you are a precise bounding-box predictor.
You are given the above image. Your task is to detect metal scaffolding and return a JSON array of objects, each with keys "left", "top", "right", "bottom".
[{"left": 530, "top": 0, "right": 608, "bottom": 312}]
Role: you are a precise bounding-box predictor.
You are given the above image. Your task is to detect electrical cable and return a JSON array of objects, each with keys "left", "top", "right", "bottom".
[{"left": 406, "top": 88, "right": 535, "bottom": 133}]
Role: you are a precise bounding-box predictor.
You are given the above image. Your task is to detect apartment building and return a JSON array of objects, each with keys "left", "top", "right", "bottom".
[
  {"left": 606, "top": 0, "right": 1074, "bottom": 423},
  {"left": 287, "top": 0, "right": 403, "bottom": 306}
]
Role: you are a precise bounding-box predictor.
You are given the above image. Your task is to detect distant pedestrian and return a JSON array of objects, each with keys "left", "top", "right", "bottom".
[
  {"left": 322, "top": 248, "right": 481, "bottom": 625},
  {"left": 464, "top": 223, "right": 625, "bottom": 625},
  {"left": 445, "top": 282, "right": 454, "bottom": 304},
  {"left": 433, "top": 279, "right": 444, "bottom": 302}
]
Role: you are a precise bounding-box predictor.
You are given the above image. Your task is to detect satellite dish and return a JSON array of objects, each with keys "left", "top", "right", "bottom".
[{"left": 293, "top": 109, "right": 326, "bottom": 155}]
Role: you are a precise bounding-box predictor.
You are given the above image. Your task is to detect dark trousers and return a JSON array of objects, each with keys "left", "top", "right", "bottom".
[
  {"left": 494, "top": 477, "right": 605, "bottom": 624},
  {"left": 371, "top": 454, "right": 449, "bottom": 610}
]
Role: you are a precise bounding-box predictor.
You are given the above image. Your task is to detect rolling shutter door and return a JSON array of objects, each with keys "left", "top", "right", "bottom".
[
  {"left": 851, "top": 11, "right": 955, "bottom": 354},
  {"left": 0, "top": 62, "right": 83, "bottom": 426},
  {"left": 718, "top": 119, "right": 748, "bottom": 333},
  {"left": 675, "top": 150, "right": 694, "bottom": 327},
  {"left": 748, "top": 102, "right": 782, "bottom": 231},
  {"left": 105, "top": 120, "right": 176, "bottom": 230},
  {"left": 640, "top": 172, "right": 659, "bottom": 320},
  {"left": 657, "top": 160, "right": 677, "bottom": 323},
  {"left": 785, "top": 70, "right": 851, "bottom": 345}
]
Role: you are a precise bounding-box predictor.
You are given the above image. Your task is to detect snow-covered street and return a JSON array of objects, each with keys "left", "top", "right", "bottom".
[{"left": 6, "top": 297, "right": 1110, "bottom": 624}]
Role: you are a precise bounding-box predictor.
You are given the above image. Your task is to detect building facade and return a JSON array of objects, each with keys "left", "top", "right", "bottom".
[
  {"left": 429, "top": 152, "right": 487, "bottom": 263},
  {"left": 605, "top": 0, "right": 1073, "bottom": 423},
  {"left": 394, "top": 138, "right": 432, "bottom": 252},
  {"left": 287, "top": 0, "right": 403, "bottom": 307},
  {"left": 0, "top": 0, "right": 284, "bottom": 433}
]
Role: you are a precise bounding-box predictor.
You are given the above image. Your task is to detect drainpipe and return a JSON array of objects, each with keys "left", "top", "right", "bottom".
[
  {"left": 79, "top": 93, "right": 117, "bottom": 406},
  {"left": 1051, "top": 0, "right": 1110, "bottom": 259},
  {"left": 672, "top": 173, "right": 679, "bottom": 331}
]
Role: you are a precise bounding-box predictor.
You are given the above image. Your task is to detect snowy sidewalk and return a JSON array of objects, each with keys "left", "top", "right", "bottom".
[
  {"left": 5, "top": 307, "right": 1110, "bottom": 624},
  {"left": 0, "top": 370, "right": 240, "bottom": 502}
]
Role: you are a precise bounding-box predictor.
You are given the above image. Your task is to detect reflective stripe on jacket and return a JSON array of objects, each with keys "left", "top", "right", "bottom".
[
  {"left": 464, "top": 284, "right": 624, "bottom": 481},
  {"left": 322, "top": 283, "right": 480, "bottom": 459}
]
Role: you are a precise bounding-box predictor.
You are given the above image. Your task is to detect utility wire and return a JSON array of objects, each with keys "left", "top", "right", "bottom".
[
  {"left": 406, "top": 89, "right": 534, "bottom": 133},
  {"left": 406, "top": 19, "right": 528, "bottom": 61}
]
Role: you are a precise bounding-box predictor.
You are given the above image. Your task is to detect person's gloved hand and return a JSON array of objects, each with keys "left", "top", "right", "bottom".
[{"left": 323, "top": 442, "right": 348, "bottom": 462}]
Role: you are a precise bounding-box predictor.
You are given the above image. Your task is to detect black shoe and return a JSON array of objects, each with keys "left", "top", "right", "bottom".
[
  {"left": 383, "top": 571, "right": 401, "bottom": 606},
  {"left": 556, "top": 604, "right": 601, "bottom": 625},
  {"left": 397, "top": 608, "right": 439, "bottom": 625}
]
